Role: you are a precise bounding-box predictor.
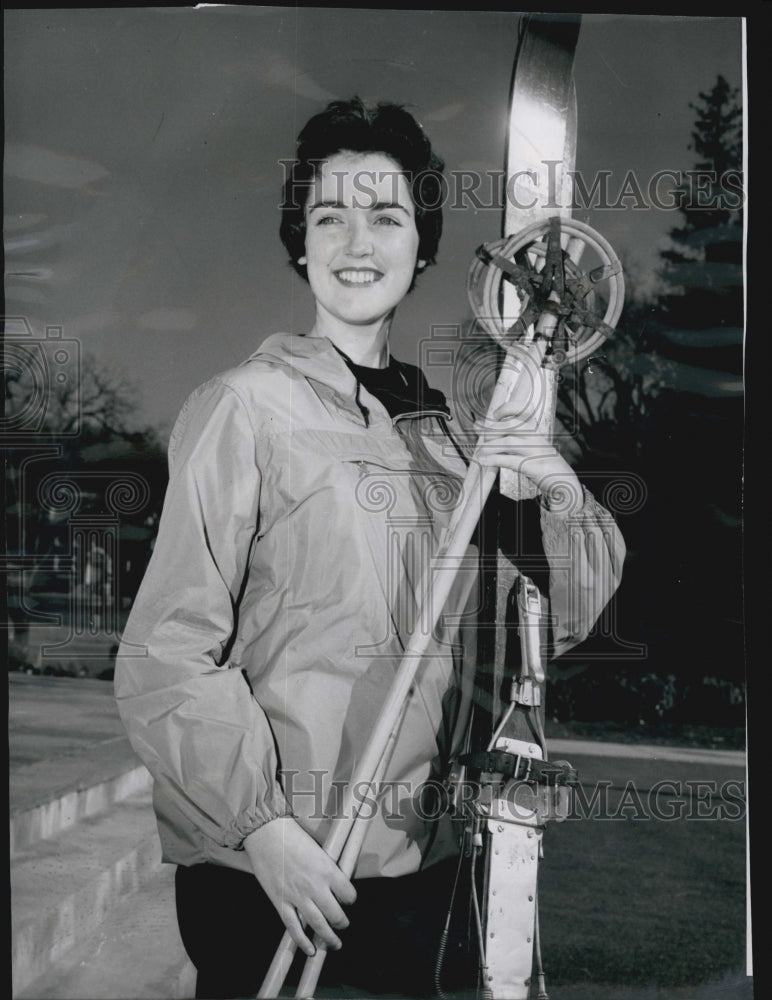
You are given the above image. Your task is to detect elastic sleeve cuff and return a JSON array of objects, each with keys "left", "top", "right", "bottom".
[
  {"left": 220, "top": 798, "right": 295, "bottom": 851},
  {"left": 538, "top": 485, "right": 619, "bottom": 549},
  {"left": 539, "top": 483, "right": 591, "bottom": 517}
]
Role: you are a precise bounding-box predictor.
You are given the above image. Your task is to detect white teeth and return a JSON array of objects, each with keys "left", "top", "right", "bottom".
[{"left": 336, "top": 270, "right": 379, "bottom": 284}]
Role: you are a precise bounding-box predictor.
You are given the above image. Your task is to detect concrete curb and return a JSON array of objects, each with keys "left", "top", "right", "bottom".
[
  {"left": 11, "top": 787, "right": 163, "bottom": 996},
  {"left": 11, "top": 758, "right": 152, "bottom": 855}
]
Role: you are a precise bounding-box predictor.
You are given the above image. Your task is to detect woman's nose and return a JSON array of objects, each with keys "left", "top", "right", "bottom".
[{"left": 345, "top": 218, "right": 374, "bottom": 256}]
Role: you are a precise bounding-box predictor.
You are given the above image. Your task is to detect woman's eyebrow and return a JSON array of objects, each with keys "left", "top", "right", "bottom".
[
  {"left": 307, "top": 198, "right": 412, "bottom": 214},
  {"left": 307, "top": 199, "right": 346, "bottom": 214},
  {"left": 369, "top": 200, "right": 411, "bottom": 213}
]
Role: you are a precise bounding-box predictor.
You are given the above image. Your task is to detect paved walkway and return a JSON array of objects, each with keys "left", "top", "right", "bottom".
[
  {"left": 10, "top": 673, "right": 128, "bottom": 763},
  {"left": 9, "top": 673, "right": 751, "bottom": 1000},
  {"left": 548, "top": 737, "right": 745, "bottom": 767},
  {"left": 9, "top": 673, "right": 141, "bottom": 821}
]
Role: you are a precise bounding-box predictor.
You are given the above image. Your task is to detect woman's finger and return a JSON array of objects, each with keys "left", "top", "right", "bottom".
[
  {"left": 473, "top": 410, "right": 542, "bottom": 435},
  {"left": 330, "top": 870, "right": 357, "bottom": 906},
  {"left": 476, "top": 452, "right": 526, "bottom": 472},
  {"left": 476, "top": 450, "right": 556, "bottom": 473},
  {"left": 300, "top": 900, "right": 342, "bottom": 952},
  {"left": 476, "top": 443, "right": 555, "bottom": 461},
  {"left": 281, "top": 904, "right": 316, "bottom": 958},
  {"left": 317, "top": 889, "right": 350, "bottom": 931},
  {"left": 491, "top": 395, "right": 543, "bottom": 425},
  {"left": 475, "top": 427, "right": 554, "bottom": 450}
]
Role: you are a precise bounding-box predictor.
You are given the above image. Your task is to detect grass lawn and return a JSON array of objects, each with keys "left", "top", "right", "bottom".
[
  {"left": 536, "top": 752, "right": 750, "bottom": 997},
  {"left": 318, "top": 749, "right": 751, "bottom": 1000}
]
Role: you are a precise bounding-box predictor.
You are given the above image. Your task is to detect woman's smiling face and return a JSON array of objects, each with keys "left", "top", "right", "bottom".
[{"left": 302, "top": 151, "right": 423, "bottom": 331}]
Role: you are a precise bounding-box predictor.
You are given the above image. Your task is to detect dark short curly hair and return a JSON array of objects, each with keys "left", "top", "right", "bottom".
[{"left": 280, "top": 97, "right": 445, "bottom": 283}]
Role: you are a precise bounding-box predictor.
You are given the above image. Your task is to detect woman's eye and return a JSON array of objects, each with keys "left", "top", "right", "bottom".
[
  {"left": 374, "top": 216, "right": 401, "bottom": 226},
  {"left": 316, "top": 215, "right": 342, "bottom": 225}
]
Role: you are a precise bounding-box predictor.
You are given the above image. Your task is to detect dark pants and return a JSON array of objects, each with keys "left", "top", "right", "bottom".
[{"left": 175, "top": 857, "right": 476, "bottom": 998}]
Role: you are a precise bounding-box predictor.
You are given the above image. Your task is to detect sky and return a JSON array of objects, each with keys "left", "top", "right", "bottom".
[{"left": 4, "top": 7, "right": 745, "bottom": 438}]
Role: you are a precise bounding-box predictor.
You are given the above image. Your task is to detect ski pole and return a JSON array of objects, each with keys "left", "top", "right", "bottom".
[
  {"left": 293, "top": 709, "right": 406, "bottom": 998},
  {"left": 257, "top": 334, "right": 550, "bottom": 999}
]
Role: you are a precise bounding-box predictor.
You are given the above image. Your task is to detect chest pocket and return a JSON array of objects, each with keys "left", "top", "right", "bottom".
[{"left": 343, "top": 450, "right": 462, "bottom": 533}]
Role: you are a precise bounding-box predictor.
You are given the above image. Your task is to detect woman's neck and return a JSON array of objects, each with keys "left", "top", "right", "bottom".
[{"left": 310, "top": 310, "right": 392, "bottom": 369}]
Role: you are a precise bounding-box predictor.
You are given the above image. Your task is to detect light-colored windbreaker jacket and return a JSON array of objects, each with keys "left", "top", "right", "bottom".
[{"left": 115, "top": 332, "right": 625, "bottom": 878}]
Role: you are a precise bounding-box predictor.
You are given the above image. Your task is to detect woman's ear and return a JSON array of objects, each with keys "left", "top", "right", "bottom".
[
  {"left": 417, "top": 259, "right": 427, "bottom": 271},
  {"left": 298, "top": 256, "right": 307, "bottom": 266}
]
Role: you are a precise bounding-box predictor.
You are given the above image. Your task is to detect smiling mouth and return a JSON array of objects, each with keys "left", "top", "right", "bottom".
[{"left": 334, "top": 269, "right": 383, "bottom": 285}]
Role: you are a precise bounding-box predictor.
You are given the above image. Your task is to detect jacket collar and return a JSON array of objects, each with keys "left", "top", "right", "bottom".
[
  {"left": 245, "top": 332, "right": 450, "bottom": 427},
  {"left": 247, "top": 332, "right": 359, "bottom": 398}
]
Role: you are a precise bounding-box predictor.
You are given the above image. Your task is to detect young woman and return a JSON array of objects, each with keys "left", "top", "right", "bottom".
[{"left": 115, "top": 98, "right": 624, "bottom": 998}]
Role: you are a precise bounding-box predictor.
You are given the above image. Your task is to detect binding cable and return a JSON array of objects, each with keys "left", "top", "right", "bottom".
[
  {"left": 469, "top": 836, "right": 493, "bottom": 1000},
  {"left": 433, "top": 841, "right": 466, "bottom": 999},
  {"left": 533, "top": 894, "right": 549, "bottom": 1000}
]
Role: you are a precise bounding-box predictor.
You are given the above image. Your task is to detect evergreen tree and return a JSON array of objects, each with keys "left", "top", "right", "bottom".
[
  {"left": 660, "top": 75, "right": 743, "bottom": 329},
  {"left": 645, "top": 74, "right": 745, "bottom": 698},
  {"left": 550, "top": 74, "right": 745, "bottom": 718}
]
